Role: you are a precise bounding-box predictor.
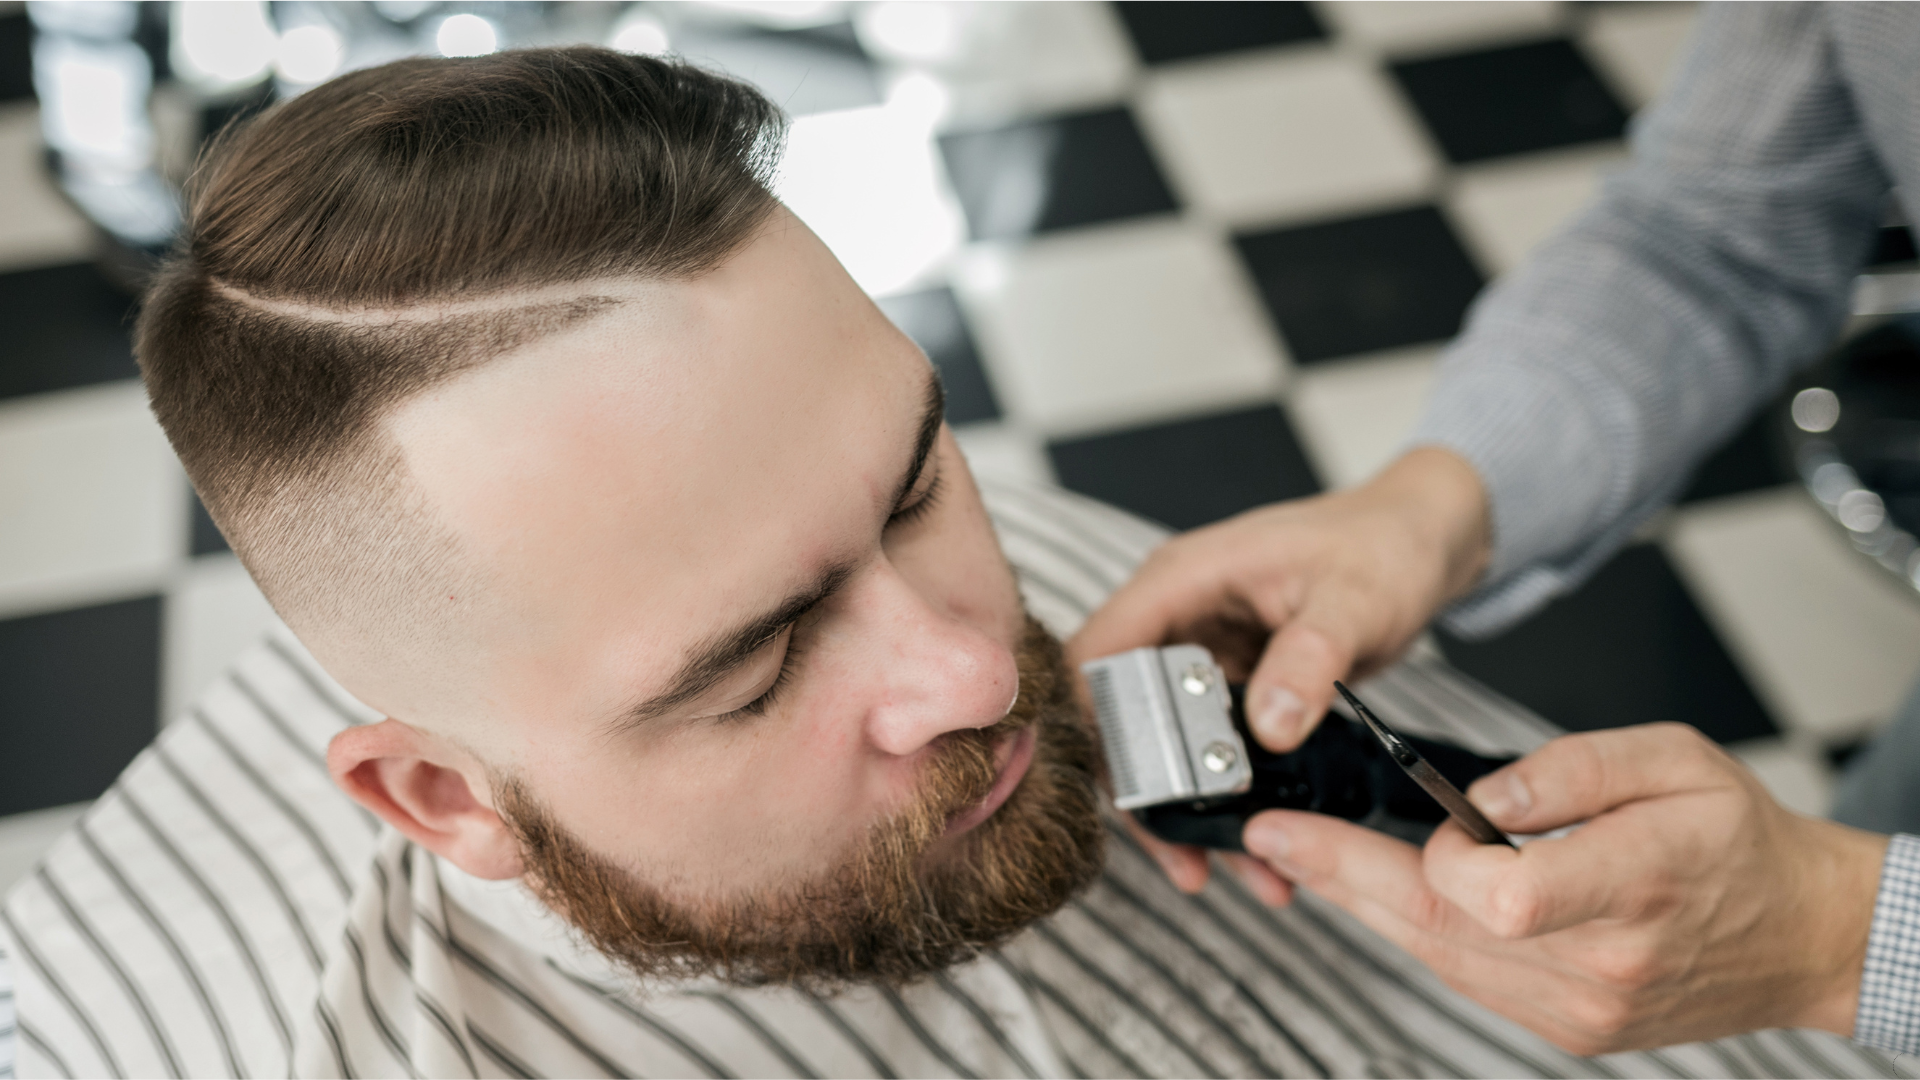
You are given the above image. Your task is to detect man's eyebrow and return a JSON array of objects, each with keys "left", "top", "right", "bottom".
[
  {"left": 605, "top": 371, "right": 946, "bottom": 736},
  {"left": 607, "top": 561, "right": 856, "bottom": 734},
  {"left": 892, "top": 372, "right": 946, "bottom": 513}
]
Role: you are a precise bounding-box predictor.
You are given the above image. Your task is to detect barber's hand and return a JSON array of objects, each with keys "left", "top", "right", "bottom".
[
  {"left": 1243, "top": 723, "right": 1889, "bottom": 1054},
  {"left": 1069, "top": 446, "right": 1490, "bottom": 893}
]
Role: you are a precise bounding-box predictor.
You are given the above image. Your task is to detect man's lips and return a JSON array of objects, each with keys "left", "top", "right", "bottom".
[{"left": 944, "top": 726, "right": 1036, "bottom": 838}]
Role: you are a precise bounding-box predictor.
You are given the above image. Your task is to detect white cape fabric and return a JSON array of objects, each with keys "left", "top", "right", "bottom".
[{"left": 2, "top": 482, "right": 1907, "bottom": 1079}]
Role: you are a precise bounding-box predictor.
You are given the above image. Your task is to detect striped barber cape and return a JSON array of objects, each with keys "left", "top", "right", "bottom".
[{"left": 1, "top": 481, "right": 1908, "bottom": 1079}]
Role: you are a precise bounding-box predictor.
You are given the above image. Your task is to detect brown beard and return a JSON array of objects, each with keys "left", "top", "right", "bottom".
[{"left": 494, "top": 615, "right": 1105, "bottom": 991}]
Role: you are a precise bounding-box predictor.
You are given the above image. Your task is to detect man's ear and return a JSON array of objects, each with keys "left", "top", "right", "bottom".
[{"left": 327, "top": 719, "right": 524, "bottom": 880}]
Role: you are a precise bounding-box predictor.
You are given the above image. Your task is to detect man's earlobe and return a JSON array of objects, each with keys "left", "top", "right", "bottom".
[{"left": 327, "top": 720, "right": 525, "bottom": 880}]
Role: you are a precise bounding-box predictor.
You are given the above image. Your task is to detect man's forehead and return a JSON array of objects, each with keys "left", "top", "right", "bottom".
[{"left": 377, "top": 216, "right": 930, "bottom": 722}]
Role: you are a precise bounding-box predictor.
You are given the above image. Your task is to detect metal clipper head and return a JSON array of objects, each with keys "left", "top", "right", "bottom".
[{"left": 1080, "top": 645, "right": 1254, "bottom": 811}]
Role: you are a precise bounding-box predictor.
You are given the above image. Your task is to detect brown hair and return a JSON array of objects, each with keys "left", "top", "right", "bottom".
[{"left": 135, "top": 48, "right": 786, "bottom": 651}]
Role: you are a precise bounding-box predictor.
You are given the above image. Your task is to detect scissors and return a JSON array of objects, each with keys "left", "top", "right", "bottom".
[{"left": 1336, "top": 680, "right": 1515, "bottom": 849}]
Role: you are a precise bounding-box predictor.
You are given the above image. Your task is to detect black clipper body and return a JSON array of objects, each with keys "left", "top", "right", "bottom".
[{"left": 1084, "top": 646, "right": 1515, "bottom": 851}]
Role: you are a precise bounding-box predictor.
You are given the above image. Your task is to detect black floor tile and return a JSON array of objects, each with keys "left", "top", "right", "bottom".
[
  {"left": 1436, "top": 544, "right": 1777, "bottom": 745},
  {"left": 1871, "top": 225, "right": 1917, "bottom": 268},
  {"left": 1113, "top": 1, "right": 1325, "bottom": 65},
  {"left": 135, "top": 1, "right": 172, "bottom": 84},
  {"left": 1390, "top": 39, "right": 1628, "bottom": 164},
  {"left": 0, "top": 12, "right": 30, "bottom": 103},
  {"left": 939, "top": 107, "right": 1179, "bottom": 241},
  {"left": 1048, "top": 404, "right": 1321, "bottom": 531},
  {"left": 190, "top": 490, "right": 230, "bottom": 557},
  {"left": 1236, "top": 206, "right": 1484, "bottom": 364},
  {"left": 0, "top": 595, "right": 161, "bottom": 815},
  {"left": 1827, "top": 737, "right": 1872, "bottom": 773},
  {"left": 1679, "top": 394, "right": 1794, "bottom": 504},
  {"left": 0, "top": 263, "right": 141, "bottom": 401},
  {"left": 876, "top": 287, "right": 1001, "bottom": 426}
]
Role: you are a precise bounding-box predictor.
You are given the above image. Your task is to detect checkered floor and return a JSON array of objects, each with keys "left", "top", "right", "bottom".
[{"left": 6, "top": 0, "right": 1920, "bottom": 893}]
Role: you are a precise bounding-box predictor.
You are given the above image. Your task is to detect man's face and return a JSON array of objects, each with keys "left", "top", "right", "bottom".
[{"left": 352, "top": 210, "right": 1101, "bottom": 983}]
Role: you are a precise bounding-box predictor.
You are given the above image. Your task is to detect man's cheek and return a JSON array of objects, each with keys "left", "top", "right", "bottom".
[
  {"left": 898, "top": 523, "right": 1022, "bottom": 641},
  {"left": 721, "top": 700, "right": 884, "bottom": 838}
]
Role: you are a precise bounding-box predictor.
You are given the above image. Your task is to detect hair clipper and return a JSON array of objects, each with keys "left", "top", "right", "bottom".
[{"left": 1082, "top": 645, "right": 1517, "bottom": 851}]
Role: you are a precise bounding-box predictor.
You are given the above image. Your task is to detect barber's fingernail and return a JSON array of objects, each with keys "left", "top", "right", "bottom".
[
  {"left": 1252, "top": 686, "right": 1306, "bottom": 746},
  {"left": 1244, "top": 820, "right": 1291, "bottom": 863},
  {"left": 1477, "top": 771, "right": 1533, "bottom": 820}
]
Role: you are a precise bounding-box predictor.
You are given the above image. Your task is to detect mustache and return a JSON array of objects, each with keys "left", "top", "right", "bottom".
[
  {"left": 912, "top": 714, "right": 1028, "bottom": 829},
  {"left": 888, "top": 618, "right": 1069, "bottom": 839}
]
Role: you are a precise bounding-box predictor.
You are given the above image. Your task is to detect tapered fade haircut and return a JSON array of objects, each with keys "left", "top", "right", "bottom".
[{"left": 136, "top": 48, "right": 787, "bottom": 653}]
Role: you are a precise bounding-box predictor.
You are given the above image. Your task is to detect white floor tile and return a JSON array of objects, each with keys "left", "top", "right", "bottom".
[
  {"left": 1577, "top": 3, "right": 1702, "bottom": 111},
  {"left": 0, "top": 103, "right": 98, "bottom": 274},
  {"left": 953, "top": 422, "right": 1056, "bottom": 488},
  {"left": 777, "top": 88, "right": 968, "bottom": 299},
  {"left": 0, "top": 802, "right": 87, "bottom": 897},
  {"left": 859, "top": 2, "right": 1138, "bottom": 130},
  {"left": 1285, "top": 346, "right": 1436, "bottom": 489},
  {"left": 1664, "top": 487, "right": 1920, "bottom": 743},
  {"left": 1135, "top": 48, "right": 1438, "bottom": 229},
  {"left": 953, "top": 219, "right": 1286, "bottom": 438},
  {"left": 1730, "top": 737, "right": 1834, "bottom": 819},
  {"left": 0, "top": 382, "right": 187, "bottom": 619},
  {"left": 1444, "top": 143, "right": 1627, "bottom": 275},
  {"left": 162, "top": 554, "right": 282, "bottom": 727},
  {"left": 1315, "top": 1, "right": 1566, "bottom": 58}
]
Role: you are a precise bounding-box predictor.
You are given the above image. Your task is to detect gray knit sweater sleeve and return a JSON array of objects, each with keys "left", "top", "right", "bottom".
[{"left": 1412, "top": 2, "right": 1891, "bottom": 638}]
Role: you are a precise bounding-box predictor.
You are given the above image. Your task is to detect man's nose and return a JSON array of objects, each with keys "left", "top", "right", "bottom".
[{"left": 850, "top": 564, "right": 1019, "bottom": 758}]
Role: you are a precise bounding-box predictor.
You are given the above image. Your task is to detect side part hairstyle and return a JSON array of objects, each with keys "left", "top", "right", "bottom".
[{"left": 136, "top": 48, "right": 786, "bottom": 658}]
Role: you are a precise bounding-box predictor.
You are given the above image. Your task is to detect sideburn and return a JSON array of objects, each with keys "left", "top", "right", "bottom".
[{"left": 495, "top": 617, "right": 1105, "bottom": 991}]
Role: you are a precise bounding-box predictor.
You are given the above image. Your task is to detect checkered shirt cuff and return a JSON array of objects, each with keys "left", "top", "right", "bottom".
[{"left": 1856, "top": 834, "right": 1920, "bottom": 1053}]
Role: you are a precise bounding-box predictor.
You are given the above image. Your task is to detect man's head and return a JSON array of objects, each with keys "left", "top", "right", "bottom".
[{"left": 137, "top": 48, "right": 1103, "bottom": 987}]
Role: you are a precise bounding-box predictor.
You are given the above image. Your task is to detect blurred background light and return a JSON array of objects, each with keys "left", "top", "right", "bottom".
[
  {"left": 172, "top": 1, "right": 276, "bottom": 89},
  {"left": 1840, "top": 488, "right": 1888, "bottom": 534},
  {"left": 1792, "top": 386, "right": 1842, "bottom": 433},
  {"left": 275, "top": 24, "right": 346, "bottom": 86},
  {"left": 775, "top": 71, "right": 963, "bottom": 298},
  {"left": 373, "top": 1, "right": 438, "bottom": 23},
  {"left": 24, "top": 0, "right": 138, "bottom": 40},
  {"left": 695, "top": 1, "right": 847, "bottom": 31},
  {"left": 436, "top": 14, "right": 499, "bottom": 58},
  {"left": 33, "top": 37, "right": 151, "bottom": 167},
  {"left": 58, "top": 170, "right": 181, "bottom": 248},
  {"left": 856, "top": 2, "right": 962, "bottom": 64},
  {"left": 1813, "top": 461, "right": 1862, "bottom": 506},
  {"left": 609, "top": 13, "right": 670, "bottom": 57}
]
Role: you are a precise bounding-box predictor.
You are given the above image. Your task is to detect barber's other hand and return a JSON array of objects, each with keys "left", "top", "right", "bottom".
[
  {"left": 1244, "top": 723, "right": 1889, "bottom": 1054},
  {"left": 1071, "top": 446, "right": 1490, "bottom": 756}
]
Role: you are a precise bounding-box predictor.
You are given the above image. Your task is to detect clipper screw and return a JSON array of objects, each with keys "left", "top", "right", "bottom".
[{"left": 1201, "top": 741, "right": 1237, "bottom": 774}]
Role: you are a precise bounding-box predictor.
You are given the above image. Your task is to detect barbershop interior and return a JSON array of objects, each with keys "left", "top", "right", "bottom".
[{"left": 6, "top": 2, "right": 1920, "bottom": 1074}]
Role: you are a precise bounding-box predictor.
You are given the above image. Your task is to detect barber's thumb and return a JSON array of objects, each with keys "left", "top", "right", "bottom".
[
  {"left": 1245, "top": 620, "right": 1349, "bottom": 752},
  {"left": 1465, "top": 766, "right": 1539, "bottom": 832}
]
